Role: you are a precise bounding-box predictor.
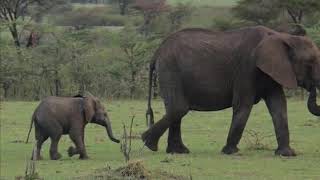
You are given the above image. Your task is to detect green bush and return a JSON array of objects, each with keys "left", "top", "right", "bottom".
[
  {"left": 54, "top": 7, "right": 126, "bottom": 27},
  {"left": 307, "top": 24, "right": 320, "bottom": 46},
  {"left": 211, "top": 17, "right": 253, "bottom": 31}
]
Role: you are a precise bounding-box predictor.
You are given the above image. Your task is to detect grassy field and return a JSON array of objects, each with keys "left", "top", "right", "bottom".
[{"left": 1, "top": 99, "right": 320, "bottom": 179}]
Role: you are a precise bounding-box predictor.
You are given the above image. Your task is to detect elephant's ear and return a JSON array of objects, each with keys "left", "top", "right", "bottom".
[
  {"left": 254, "top": 35, "right": 298, "bottom": 89},
  {"left": 83, "top": 97, "right": 96, "bottom": 123}
]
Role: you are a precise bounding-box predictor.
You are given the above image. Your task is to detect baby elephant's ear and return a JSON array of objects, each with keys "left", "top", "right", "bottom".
[
  {"left": 83, "top": 97, "right": 95, "bottom": 123},
  {"left": 254, "top": 35, "right": 298, "bottom": 89}
]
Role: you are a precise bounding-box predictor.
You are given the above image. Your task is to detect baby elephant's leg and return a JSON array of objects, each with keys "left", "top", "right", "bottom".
[
  {"left": 68, "top": 146, "right": 79, "bottom": 157},
  {"left": 69, "top": 129, "right": 88, "bottom": 159},
  {"left": 49, "top": 135, "right": 62, "bottom": 160}
]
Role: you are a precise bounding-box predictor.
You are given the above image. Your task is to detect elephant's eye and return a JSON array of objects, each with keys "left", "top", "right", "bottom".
[{"left": 104, "top": 113, "right": 107, "bottom": 116}]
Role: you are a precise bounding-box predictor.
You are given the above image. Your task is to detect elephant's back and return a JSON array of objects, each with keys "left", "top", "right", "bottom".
[
  {"left": 153, "top": 26, "right": 269, "bottom": 111},
  {"left": 35, "top": 97, "right": 81, "bottom": 126}
]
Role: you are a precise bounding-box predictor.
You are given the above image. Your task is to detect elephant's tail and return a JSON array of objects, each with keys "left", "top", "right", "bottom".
[
  {"left": 146, "top": 57, "right": 156, "bottom": 128},
  {"left": 25, "top": 113, "right": 35, "bottom": 144}
]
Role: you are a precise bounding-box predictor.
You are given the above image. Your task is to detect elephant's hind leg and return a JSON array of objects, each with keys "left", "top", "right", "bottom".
[
  {"left": 33, "top": 125, "right": 48, "bottom": 160},
  {"left": 142, "top": 76, "right": 189, "bottom": 152},
  {"left": 166, "top": 118, "right": 190, "bottom": 154},
  {"left": 49, "top": 134, "right": 62, "bottom": 160},
  {"left": 222, "top": 88, "right": 254, "bottom": 155}
]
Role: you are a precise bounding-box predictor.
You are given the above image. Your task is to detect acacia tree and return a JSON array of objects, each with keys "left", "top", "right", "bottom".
[
  {"left": 132, "top": 0, "right": 169, "bottom": 36},
  {"left": 108, "top": 0, "right": 134, "bottom": 15},
  {"left": 279, "top": 0, "right": 320, "bottom": 24},
  {"left": 234, "top": 0, "right": 320, "bottom": 25},
  {"left": 0, "top": 0, "right": 68, "bottom": 47},
  {"left": 233, "top": 0, "right": 281, "bottom": 25},
  {"left": 168, "top": 2, "right": 194, "bottom": 31},
  {"left": 117, "top": 25, "right": 158, "bottom": 98}
]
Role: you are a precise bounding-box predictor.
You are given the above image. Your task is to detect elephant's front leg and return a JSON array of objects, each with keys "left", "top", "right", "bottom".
[
  {"left": 264, "top": 86, "right": 296, "bottom": 156},
  {"left": 68, "top": 133, "right": 82, "bottom": 157},
  {"left": 222, "top": 102, "right": 253, "bottom": 155},
  {"left": 69, "top": 129, "right": 88, "bottom": 159}
]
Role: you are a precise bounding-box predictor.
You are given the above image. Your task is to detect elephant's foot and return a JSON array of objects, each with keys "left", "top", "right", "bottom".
[
  {"left": 68, "top": 146, "right": 77, "bottom": 157},
  {"left": 31, "top": 155, "right": 43, "bottom": 161},
  {"left": 166, "top": 142, "right": 190, "bottom": 154},
  {"left": 141, "top": 131, "right": 158, "bottom": 151},
  {"left": 79, "top": 155, "right": 89, "bottom": 160},
  {"left": 50, "top": 152, "right": 62, "bottom": 160},
  {"left": 275, "top": 147, "right": 296, "bottom": 157},
  {"left": 221, "top": 145, "right": 239, "bottom": 155}
]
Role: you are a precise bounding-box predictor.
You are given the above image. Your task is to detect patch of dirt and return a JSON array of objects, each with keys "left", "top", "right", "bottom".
[
  {"left": 160, "top": 157, "right": 174, "bottom": 163},
  {"left": 127, "top": 134, "right": 141, "bottom": 140},
  {"left": 10, "top": 140, "right": 25, "bottom": 144},
  {"left": 302, "top": 119, "right": 320, "bottom": 127},
  {"left": 77, "top": 160, "right": 188, "bottom": 180}
]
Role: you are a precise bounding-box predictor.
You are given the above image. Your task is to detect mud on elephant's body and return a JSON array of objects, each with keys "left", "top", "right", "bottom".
[
  {"left": 143, "top": 26, "right": 320, "bottom": 156},
  {"left": 26, "top": 94, "right": 120, "bottom": 160}
]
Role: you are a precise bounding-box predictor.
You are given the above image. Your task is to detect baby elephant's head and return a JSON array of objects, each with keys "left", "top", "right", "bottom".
[{"left": 84, "top": 95, "right": 120, "bottom": 143}]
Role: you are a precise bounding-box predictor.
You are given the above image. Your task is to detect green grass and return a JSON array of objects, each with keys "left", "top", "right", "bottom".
[{"left": 1, "top": 100, "right": 320, "bottom": 179}]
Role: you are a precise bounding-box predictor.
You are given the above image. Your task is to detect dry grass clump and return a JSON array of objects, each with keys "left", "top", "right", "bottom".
[
  {"left": 77, "top": 159, "right": 188, "bottom": 180},
  {"left": 116, "top": 160, "right": 151, "bottom": 179}
]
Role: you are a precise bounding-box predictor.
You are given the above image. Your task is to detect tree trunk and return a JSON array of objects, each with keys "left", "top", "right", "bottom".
[
  {"left": 3, "top": 82, "right": 10, "bottom": 99},
  {"left": 54, "top": 79, "right": 60, "bottom": 96},
  {"left": 79, "top": 80, "right": 85, "bottom": 95},
  {"left": 54, "top": 71, "right": 61, "bottom": 96},
  {"left": 119, "top": 0, "right": 128, "bottom": 15},
  {"left": 9, "top": 23, "right": 20, "bottom": 47},
  {"left": 129, "top": 70, "right": 136, "bottom": 99},
  {"left": 300, "top": 88, "right": 305, "bottom": 100}
]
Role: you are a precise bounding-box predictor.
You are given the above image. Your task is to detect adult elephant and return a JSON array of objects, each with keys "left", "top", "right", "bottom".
[{"left": 142, "top": 26, "right": 320, "bottom": 156}]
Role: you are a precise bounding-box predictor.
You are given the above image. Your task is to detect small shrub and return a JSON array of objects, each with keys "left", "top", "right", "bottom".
[
  {"left": 54, "top": 7, "right": 126, "bottom": 27},
  {"left": 243, "top": 130, "right": 273, "bottom": 150},
  {"left": 15, "top": 142, "right": 43, "bottom": 180},
  {"left": 307, "top": 24, "right": 320, "bottom": 47},
  {"left": 120, "top": 116, "right": 135, "bottom": 162},
  {"left": 211, "top": 17, "right": 252, "bottom": 31}
]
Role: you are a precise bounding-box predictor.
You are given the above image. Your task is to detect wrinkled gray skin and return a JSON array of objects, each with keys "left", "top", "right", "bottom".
[
  {"left": 26, "top": 95, "right": 119, "bottom": 160},
  {"left": 144, "top": 26, "right": 320, "bottom": 156}
]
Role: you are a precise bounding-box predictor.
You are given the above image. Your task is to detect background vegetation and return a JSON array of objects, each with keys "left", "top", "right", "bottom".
[
  {"left": 0, "top": 0, "right": 320, "bottom": 179},
  {"left": 1, "top": 0, "right": 319, "bottom": 100}
]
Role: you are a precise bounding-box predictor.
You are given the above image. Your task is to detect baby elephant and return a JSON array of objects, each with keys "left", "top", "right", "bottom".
[{"left": 26, "top": 94, "right": 120, "bottom": 160}]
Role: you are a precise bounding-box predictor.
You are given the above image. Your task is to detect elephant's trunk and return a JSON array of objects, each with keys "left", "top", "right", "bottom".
[
  {"left": 104, "top": 117, "right": 120, "bottom": 143},
  {"left": 307, "top": 86, "right": 320, "bottom": 116}
]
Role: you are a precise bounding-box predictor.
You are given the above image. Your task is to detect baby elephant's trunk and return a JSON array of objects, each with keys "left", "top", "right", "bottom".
[{"left": 104, "top": 117, "right": 120, "bottom": 143}]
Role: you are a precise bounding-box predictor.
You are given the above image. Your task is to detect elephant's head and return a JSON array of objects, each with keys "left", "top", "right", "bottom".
[
  {"left": 254, "top": 32, "right": 320, "bottom": 116},
  {"left": 84, "top": 95, "right": 120, "bottom": 143}
]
